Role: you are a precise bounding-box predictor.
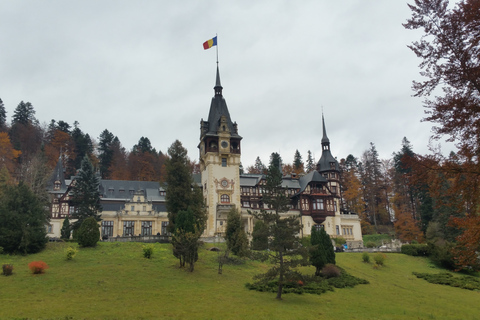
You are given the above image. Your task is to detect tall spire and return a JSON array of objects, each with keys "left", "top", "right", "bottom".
[
  {"left": 214, "top": 64, "right": 223, "bottom": 96},
  {"left": 321, "top": 113, "right": 330, "bottom": 147}
]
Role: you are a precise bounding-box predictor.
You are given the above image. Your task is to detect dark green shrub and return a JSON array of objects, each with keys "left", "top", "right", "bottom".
[
  {"left": 413, "top": 272, "right": 480, "bottom": 290},
  {"left": 142, "top": 244, "right": 154, "bottom": 259},
  {"left": 362, "top": 252, "right": 370, "bottom": 263},
  {"left": 365, "top": 241, "right": 376, "bottom": 248},
  {"left": 300, "top": 236, "right": 311, "bottom": 248},
  {"left": 77, "top": 217, "right": 100, "bottom": 247},
  {"left": 429, "top": 241, "right": 456, "bottom": 270},
  {"left": 251, "top": 220, "right": 269, "bottom": 250},
  {"left": 0, "top": 246, "right": 3, "bottom": 254},
  {"left": 2, "top": 264, "right": 13, "bottom": 276},
  {"left": 401, "top": 244, "right": 430, "bottom": 256},
  {"left": 334, "top": 237, "right": 346, "bottom": 246}
]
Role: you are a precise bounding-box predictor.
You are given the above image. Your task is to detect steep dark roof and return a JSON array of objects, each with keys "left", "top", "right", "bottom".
[
  {"left": 203, "top": 65, "right": 241, "bottom": 138},
  {"left": 99, "top": 180, "right": 163, "bottom": 200},
  {"left": 294, "top": 170, "right": 328, "bottom": 196},
  {"left": 317, "top": 115, "right": 339, "bottom": 172},
  {"left": 46, "top": 157, "right": 67, "bottom": 193}
]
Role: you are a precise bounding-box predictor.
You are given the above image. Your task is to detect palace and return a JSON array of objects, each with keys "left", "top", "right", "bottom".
[{"left": 46, "top": 66, "right": 363, "bottom": 248}]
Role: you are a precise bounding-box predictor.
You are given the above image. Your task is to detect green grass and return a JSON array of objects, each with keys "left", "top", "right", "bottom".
[{"left": 0, "top": 242, "right": 478, "bottom": 319}]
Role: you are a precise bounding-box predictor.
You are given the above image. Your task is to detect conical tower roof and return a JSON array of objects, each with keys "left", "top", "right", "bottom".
[{"left": 316, "top": 114, "right": 339, "bottom": 172}]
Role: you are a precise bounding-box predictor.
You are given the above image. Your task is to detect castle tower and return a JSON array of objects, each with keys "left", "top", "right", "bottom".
[{"left": 199, "top": 65, "right": 242, "bottom": 236}]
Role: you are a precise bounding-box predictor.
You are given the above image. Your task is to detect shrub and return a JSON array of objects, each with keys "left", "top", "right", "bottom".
[
  {"left": 374, "top": 253, "right": 386, "bottom": 266},
  {"left": 2, "top": 264, "right": 13, "bottom": 276},
  {"left": 65, "top": 247, "right": 78, "bottom": 260},
  {"left": 322, "top": 264, "right": 341, "bottom": 278},
  {"left": 401, "top": 244, "right": 430, "bottom": 256},
  {"left": 0, "top": 246, "right": 3, "bottom": 254},
  {"left": 365, "top": 241, "right": 376, "bottom": 248},
  {"left": 142, "top": 244, "right": 154, "bottom": 259},
  {"left": 362, "top": 252, "right": 370, "bottom": 263},
  {"left": 77, "top": 217, "right": 100, "bottom": 247},
  {"left": 28, "top": 261, "right": 49, "bottom": 274},
  {"left": 334, "top": 237, "right": 346, "bottom": 246}
]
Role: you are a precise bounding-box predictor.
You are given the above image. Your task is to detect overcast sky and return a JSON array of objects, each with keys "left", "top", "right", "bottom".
[{"left": 0, "top": 1, "right": 457, "bottom": 168}]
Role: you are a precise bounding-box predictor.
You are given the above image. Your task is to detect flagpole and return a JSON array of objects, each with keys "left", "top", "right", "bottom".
[{"left": 216, "top": 33, "right": 219, "bottom": 64}]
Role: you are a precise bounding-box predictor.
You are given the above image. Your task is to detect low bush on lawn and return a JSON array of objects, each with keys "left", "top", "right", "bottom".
[
  {"left": 28, "top": 261, "right": 49, "bottom": 274},
  {"left": 246, "top": 267, "right": 368, "bottom": 295},
  {"left": 412, "top": 272, "right": 480, "bottom": 290},
  {"left": 401, "top": 244, "right": 430, "bottom": 256},
  {"left": 2, "top": 264, "right": 13, "bottom": 276}
]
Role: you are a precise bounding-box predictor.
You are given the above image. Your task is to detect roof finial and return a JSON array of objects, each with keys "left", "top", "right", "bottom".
[
  {"left": 214, "top": 64, "right": 223, "bottom": 96},
  {"left": 321, "top": 111, "right": 329, "bottom": 144}
]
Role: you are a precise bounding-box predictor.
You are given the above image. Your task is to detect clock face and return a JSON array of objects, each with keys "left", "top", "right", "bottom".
[
  {"left": 221, "top": 179, "right": 228, "bottom": 187},
  {"left": 221, "top": 141, "right": 229, "bottom": 148}
]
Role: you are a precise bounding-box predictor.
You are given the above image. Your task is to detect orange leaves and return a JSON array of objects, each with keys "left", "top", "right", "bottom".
[
  {"left": 0, "top": 132, "right": 21, "bottom": 174},
  {"left": 448, "top": 214, "right": 480, "bottom": 271}
]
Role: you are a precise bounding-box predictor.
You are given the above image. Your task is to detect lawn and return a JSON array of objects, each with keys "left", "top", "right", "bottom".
[{"left": 0, "top": 242, "right": 478, "bottom": 319}]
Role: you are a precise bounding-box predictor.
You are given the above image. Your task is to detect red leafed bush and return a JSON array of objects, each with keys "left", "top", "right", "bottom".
[
  {"left": 28, "top": 261, "right": 49, "bottom": 274},
  {"left": 297, "top": 280, "right": 304, "bottom": 286}
]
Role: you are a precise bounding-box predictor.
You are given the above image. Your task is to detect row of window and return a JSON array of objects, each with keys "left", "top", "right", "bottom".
[
  {"left": 101, "top": 221, "right": 169, "bottom": 237},
  {"left": 241, "top": 187, "right": 299, "bottom": 196},
  {"left": 301, "top": 198, "right": 337, "bottom": 212}
]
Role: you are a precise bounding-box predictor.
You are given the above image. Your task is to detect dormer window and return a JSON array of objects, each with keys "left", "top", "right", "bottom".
[{"left": 54, "top": 180, "right": 61, "bottom": 191}]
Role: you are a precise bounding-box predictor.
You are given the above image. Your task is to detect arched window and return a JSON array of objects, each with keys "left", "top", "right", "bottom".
[{"left": 220, "top": 194, "right": 230, "bottom": 203}]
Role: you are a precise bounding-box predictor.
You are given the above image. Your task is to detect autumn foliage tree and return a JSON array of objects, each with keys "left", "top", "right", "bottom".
[{"left": 405, "top": 0, "right": 480, "bottom": 270}]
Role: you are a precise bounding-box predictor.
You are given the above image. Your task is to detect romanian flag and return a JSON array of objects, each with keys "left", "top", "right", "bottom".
[{"left": 203, "top": 36, "right": 217, "bottom": 50}]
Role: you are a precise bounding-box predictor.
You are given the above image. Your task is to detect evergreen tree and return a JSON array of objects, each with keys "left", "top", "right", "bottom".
[
  {"left": 165, "top": 140, "right": 207, "bottom": 270},
  {"left": 0, "top": 182, "right": 49, "bottom": 254},
  {"left": 12, "top": 101, "right": 36, "bottom": 125},
  {"left": 165, "top": 140, "right": 206, "bottom": 233},
  {"left": 71, "top": 155, "right": 102, "bottom": 231},
  {"left": 71, "top": 123, "right": 93, "bottom": 172},
  {"left": 293, "top": 149, "right": 304, "bottom": 174},
  {"left": 250, "top": 163, "right": 306, "bottom": 300},
  {"left": 171, "top": 207, "right": 202, "bottom": 272},
  {"left": 310, "top": 226, "right": 335, "bottom": 276},
  {"left": 306, "top": 150, "right": 314, "bottom": 173},
  {"left": 251, "top": 220, "right": 269, "bottom": 250},
  {"left": 269, "top": 152, "right": 282, "bottom": 171},
  {"left": 225, "top": 208, "right": 248, "bottom": 257},
  {"left": 77, "top": 216, "right": 100, "bottom": 247},
  {"left": 61, "top": 216, "right": 71, "bottom": 240},
  {"left": 98, "top": 129, "right": 115, "bottom": 178},
  {"left": 0, "top": 98, "right": 6, "bottom": 130}
]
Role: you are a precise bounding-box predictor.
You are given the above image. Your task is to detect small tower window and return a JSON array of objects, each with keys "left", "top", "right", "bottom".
[
  {"left": 220, "top": 194, "right": 230, "bottom": 203},
  {"left": 222, "top": 125, "right": 226, "bottom": 131},
  {"left": 222, "top": 158, "right": 227, "bottom": 167}
]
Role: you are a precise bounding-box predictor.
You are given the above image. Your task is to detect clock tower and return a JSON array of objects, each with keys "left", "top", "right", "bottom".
[{"left": 199, "top": 65, "right": 242, "bottom": 237}]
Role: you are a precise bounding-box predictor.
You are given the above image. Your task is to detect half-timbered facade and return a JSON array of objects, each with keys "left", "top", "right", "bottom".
[{"left": 46, "top": 65, "right": 363, "bottom": 248}]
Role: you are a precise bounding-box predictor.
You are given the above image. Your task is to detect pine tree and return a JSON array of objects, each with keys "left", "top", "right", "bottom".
[
  {"left": 12, "top": 101, "right": 36, "bottom": 125},
  {"left": 165, "top": 140, "right": 206, "bottom": 233},
  {"left": 250, "top": 163, "right": 306, "bottom": 300},
  {"left": 0, "top": 98, "right": 6, "bottom": 130},
  {"left": 251, "top": 220, "right": 269, "bottom": 250},
  {"left": 71, "top": 155, "right": 102, "bottom": 231},
  {"left": 98, "top": 129, "right": 115, "bottom": 179},
  {"left": 293, "top": 149, "right": 304, "bottom": 174},
  {"left": 0, "top": 182, "right": 49, "bottom": 254},
  {"left": 225, "top": 208, "right": 248, "bottom": 257},
  {"left": 306, "top": 150, "right": 314, "bottom": 173},
  {"left": 61, "top": 216, "right": 71, "bottom": 240},
  {"left": 310, "top": 226, "right": 336, "bottom": 276}
]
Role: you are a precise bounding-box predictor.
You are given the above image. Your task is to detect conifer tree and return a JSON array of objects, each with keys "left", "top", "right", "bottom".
[
  {"left": 306, "top": 150, "right": 314, "bottom": 173},
  {"left": 71, "top": 155, "right": 102, "bottom": 231},
  {"left": 61, "top": 216, "right": 71, "bottom": 240},
  {"left": 0, "top": 182, "right": 49, "bottom": 254},
  {"left": 0, "top": 98, "right": 6, "bottom": 130},
  {"left": 225, "top": 208, "right": 248, "bottom": 257},
  {"left": 250, "top": 163, "right": 306, "bottom": 300},
  {"left": 310, "top": 226, "right": 335, "bottom": 276},
  {"left": 293, "top": 149, "right": 304, "bottom": 174}
]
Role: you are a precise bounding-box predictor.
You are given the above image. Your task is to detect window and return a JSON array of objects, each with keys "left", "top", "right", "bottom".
[
  {"left": 314, "top": 224, "right": 324, "bottom": 231},
  {"left": 137, "top": 197, "right": 141, "bottom": 202},
  {"left": 143, "top": 206, "right": 147, "bottom": 212},
  {"left": 301, "top": 198, "right": 309, "bottom": 210},
  {"left": 312, "top": 199, "right": 324, "bottom": 210},
  {"left": 102, "top": 221, "right": 114, "bottom": 237},
  {"left": 46, "top": 224, "right": 53, "bottom": 233},
  {"left": 141, "top": 221, "right": 152, "bottom": 236},
  {"left": 331, "top": 186, "right": 337, "bottom": 194},
  {"left": 222, "top": 158, "right": 227, "bottom": 167},
  {"left": 54, "top": 181, "right": 61, "bottom": 191},
  {"left": 123, "top": 221, "right": 135, "bottom": 236},
  {"left": 336, "top": 225, "right": 340, "bottom": 235},
  {"left": 161, "top": 221, "right": 170, "bottom": 235},
  {"left": 220, "top": 194, "right": 230, "bottom": 203},
  {"left": 69, "top": 206, "right": 75, "bottom": 214},
  {"left": 243, "top": 201, "right": 250, "bottom": 208},
  {"left": 131, "top": 206, "right": 135, "bottom": 211}
]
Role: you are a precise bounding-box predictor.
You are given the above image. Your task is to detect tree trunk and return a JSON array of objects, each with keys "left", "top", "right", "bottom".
[{"left": 276, "top": 251, "right": 284, "bottom": 300}]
